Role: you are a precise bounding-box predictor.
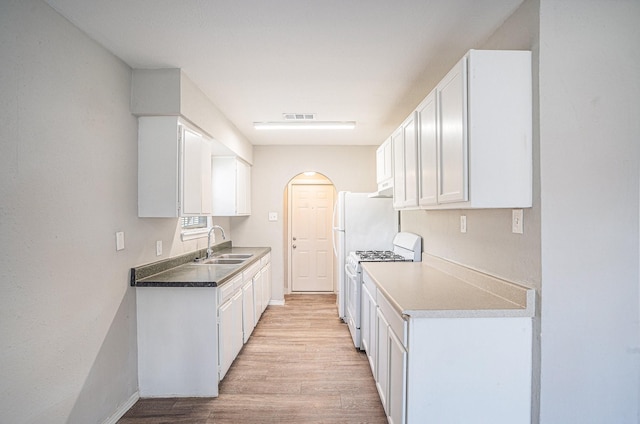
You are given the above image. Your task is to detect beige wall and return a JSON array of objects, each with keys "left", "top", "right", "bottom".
[
  {"left": 538, "top": 0, "right": 640, "bottom": 422},
  {"left": 401, "top": 0, "right": 541, "bottom": 289},
  {"left": 231, "top": 145, "right": 377, "bottom": 301},
  {"left": 0, "top": 2, "right": 230, "bottom": 422}
]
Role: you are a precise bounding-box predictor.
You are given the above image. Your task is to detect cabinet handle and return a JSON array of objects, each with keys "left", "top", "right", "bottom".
[{"left": 292, "top": 245, "right": 297, "bottom": 249}]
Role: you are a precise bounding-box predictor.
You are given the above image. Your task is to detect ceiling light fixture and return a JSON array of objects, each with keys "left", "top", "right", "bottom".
[{"left": 253, "top": 121, "right": 356, "bottom": 130}]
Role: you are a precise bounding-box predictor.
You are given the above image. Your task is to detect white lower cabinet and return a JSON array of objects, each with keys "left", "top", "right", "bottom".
[
  {"left": 219, "top": 252, "right": 272, "bottom": 382},
  {"left": 218, "top": 274, "right": 243, "bottom": 381},
  {"left": 253, "top": 268, "right": 264, "bottom": 321},
  {"left": 375, "top": 307, "right": 390, "bottom": 413},
  {"left": 375, "top": 286, "right": 407, "bottom": 424},
  {"left": 360, "top": 281, "right": 377, "bottom": 374},
  {"left": 136, "top": 251, "right": 272, "bottom": 397},
  {"left": 242, "top": 280, "right": 255, "bottom": 344},
  {"left": 388, "top": 329, "right": 407, "bottom": 424},
  {"left": 218, "top": 297, "right": 234, "bottom": 380},
  {"left": 255, "top": 254, "right": 272, "bottom": 321},
  {"left": 261, "top": 260, "right": 271, "bottom": 313},
  {"left": 362, "top": 269, "right": 532, "bottom": 424}
]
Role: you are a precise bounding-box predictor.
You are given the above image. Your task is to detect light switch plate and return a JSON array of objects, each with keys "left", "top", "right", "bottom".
[
  {"left": 156, "top": 240, "right": 162, "bottom": 256},
  {"left": 116, "top": 232, "right": 125, "bottom": 251},
  {"left": 268, "top": 212, "right": 278, "bottom": 222},
  {"left": 460, "top": 216, "right": 467, "bottom": 233},
  {"left": 512, "top": 209, "right": 524, "bottom": 234}
]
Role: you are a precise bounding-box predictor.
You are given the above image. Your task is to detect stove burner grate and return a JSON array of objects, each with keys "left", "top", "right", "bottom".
[{"left": 354, "top": 250, "right": 412, "bottom": 262}]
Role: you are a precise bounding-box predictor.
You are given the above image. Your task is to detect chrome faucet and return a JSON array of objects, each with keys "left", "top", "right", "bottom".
[{"left": 206, "top": 225, "right": 226, "bottom": 259}]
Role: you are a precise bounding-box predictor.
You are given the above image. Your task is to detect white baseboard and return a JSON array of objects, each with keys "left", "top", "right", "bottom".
[
  {"left": 102, "top": 391, "right": 139, "bottom": 424},
  {"left": 268, "top": 299, "right": 285, "bottom": 306}
]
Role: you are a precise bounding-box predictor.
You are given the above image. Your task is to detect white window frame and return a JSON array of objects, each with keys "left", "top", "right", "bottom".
[{"left": 180, "top": 216, "right": 212, "bottom": 241}]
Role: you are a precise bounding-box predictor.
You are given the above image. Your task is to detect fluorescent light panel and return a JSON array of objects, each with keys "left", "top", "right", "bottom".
[{"left": 253, "top": 121, "right": 356, "bottom": 130}]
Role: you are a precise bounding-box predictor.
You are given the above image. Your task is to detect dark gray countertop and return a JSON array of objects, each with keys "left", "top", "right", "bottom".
[{"left": 131, "top": 242, "right": 271, "bottom": 287}]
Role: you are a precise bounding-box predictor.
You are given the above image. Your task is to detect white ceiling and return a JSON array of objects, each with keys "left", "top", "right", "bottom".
[{"left": 45, "top": 0, "right": 524, "bottom": 146}]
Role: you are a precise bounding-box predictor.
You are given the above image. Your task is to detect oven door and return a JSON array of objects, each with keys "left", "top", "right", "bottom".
[{"left": 345, "top": 262, "right": 361, "bottom": 349}]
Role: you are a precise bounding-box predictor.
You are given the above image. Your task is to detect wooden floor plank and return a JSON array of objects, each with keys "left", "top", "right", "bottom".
[{"left": 119, "top": 294, "right": 386, "bottom": 423}]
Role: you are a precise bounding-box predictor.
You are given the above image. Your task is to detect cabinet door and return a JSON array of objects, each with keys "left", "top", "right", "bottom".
[
  {"left": 218, "top": 298, "right": 234, "bottom": 381},
  {"left": 437, "top": 56, "right": 468, "bottom": 203},
  {"left": 376, "top": 308, "right": 390, "bottom": 413},
  {"left": 362, "top": 284, "right": 377, "bottom": 374},
  {"left": 391, "top": 127, "right": 405, "bottom": 209},
  {"left": 231, "top": 290, "right": 244, "bottom": 358},
  {"left": 181, "top": 127, "right": 212, "bottom": 215},
  {"left": 402, "top": 113, "right": 419, "bottom": 208},
  {"left": 242, "top": 281, "right": 255, "bottom": 344},
  {"left": 388, "top": 329, "right": 407, "bottom": 424},
  {"left": 361, "top": 284, "right": 371, "bottom": 353},
  {"left": 236, "top": 160, "right": 251, "bottom": 215},
  {"left": 253, "top": 270, "right": 263, "bottom": 321},
  {"left": 418, "top": 91, "right": 438, "bottom": 206},
  {"left": 261, "top": 263, "right": 271, "bottom": 313},
  {"left": 376, "top": 138, "right": 393, "bottom": 186}
]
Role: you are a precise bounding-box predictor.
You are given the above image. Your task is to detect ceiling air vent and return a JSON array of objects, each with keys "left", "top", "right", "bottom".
[{"left": 283, "top": 113, "right": 316, "bottom": 121}]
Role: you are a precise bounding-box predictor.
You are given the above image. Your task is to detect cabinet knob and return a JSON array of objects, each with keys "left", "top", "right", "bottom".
[
  {"left": 292, "top": 237, "right": 297, "bottom": 241},
  {"left": 292, "top": 245, "right": 297, "bottom": 249}
]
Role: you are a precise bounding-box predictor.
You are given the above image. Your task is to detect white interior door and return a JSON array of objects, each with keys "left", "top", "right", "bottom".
[{"left": 291, "top": 184, "right": 335, "bottom": 292}]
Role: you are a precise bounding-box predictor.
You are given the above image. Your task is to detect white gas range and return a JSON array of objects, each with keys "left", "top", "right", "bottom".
[{"left": 344, "top": 232, "right": 422, "bottom": 348}]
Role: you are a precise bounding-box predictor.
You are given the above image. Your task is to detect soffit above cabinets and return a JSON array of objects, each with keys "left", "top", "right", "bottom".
[{"left": 45, "top": 0, "right": 525, "bottom": 146}]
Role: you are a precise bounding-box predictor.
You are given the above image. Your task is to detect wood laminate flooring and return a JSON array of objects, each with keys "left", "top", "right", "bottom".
[{"left": 119, "top": 294, "right": 387, "bottom": 423}]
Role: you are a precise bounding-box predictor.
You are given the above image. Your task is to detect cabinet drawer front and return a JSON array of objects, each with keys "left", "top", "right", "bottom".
[
  {"left": 377, "top": 290, "right": 407, "bottom": 348},
  {"left": 242, "top": 261, "right": 261, "bottom": 281},
  {"left": 363, "top": 271, "right": 377, "bottom": 302},
  {"left": 220, "top": 275, "right": 242, "bottom": 304}
]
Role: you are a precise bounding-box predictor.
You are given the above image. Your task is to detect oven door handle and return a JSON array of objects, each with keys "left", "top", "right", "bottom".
[{"left": 345, "top": 264, "right": 358, "bottom": 279}]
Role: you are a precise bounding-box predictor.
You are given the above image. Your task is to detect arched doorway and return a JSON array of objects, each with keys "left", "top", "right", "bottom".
[{"left": 284, "top": 172, "right": 336, "bottom": 293}]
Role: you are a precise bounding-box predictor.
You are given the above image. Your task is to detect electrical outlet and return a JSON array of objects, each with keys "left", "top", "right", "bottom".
[
  {"left": 116, "top": 232, "right": 125, "bottom": 251},
  {"left": 268, "top": 212, "right": 278, "bottom": 222},
  {"left": 512, "top": 209, "right": 524, "bottom": 234},
  {"left": 156, "top": 240, "right": 163, "bottom": 256},
  {"left": 460, "top": 215, "right": 467, "bottom": 233}
]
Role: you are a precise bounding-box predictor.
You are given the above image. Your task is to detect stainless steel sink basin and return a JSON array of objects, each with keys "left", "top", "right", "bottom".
[
  {"left": 216, "top": 253, "right": 253, "bottom": 259},
  {"left": 195, "top": 258, "right": 245, "bottom": 265}
]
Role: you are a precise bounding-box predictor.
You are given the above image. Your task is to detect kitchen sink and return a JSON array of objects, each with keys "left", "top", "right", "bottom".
[
  {"left": 216, "top": 253, "right": 253, "bottom": 259},
  {"left": 195, "top": 258, "right": 246, "bottom": 265}
]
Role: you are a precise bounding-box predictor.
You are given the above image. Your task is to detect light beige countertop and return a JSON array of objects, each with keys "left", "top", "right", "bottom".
[{"left": 361, "top": 254, "right": 535, "bottom": 318}]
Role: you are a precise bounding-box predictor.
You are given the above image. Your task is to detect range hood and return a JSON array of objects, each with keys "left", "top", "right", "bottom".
[{"left": 368, "top": 186, "right": 393, "bottom": 198}]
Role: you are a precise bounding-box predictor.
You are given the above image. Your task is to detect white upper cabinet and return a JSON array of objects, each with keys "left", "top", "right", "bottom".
[
  {"left": 417, "top": 91, "right": 438, "bottom": 207},
  {"left": 391, "top": 49, "right": 532, "bottom": 210},
  {"left": 391, "top": 127, "right": 405, "bottom": 209},
  {"left": 431, "top": 49, "right": 532, "bottom": 209},
  {"left": 402, "top": 113, "right": 419, "bottom": 209},
  {"left": 375, "top": 138, "right": 393, "bottom": 195},
  {"left": 138, "top": 116, "right": 212, "bottom": 217},
  {"left": 437, "top": 57, "right": 469, "bottom": 204},
  {"left": 211, "top": 156, "right": 251, "bottom": 216},
  {"left": 392, "top": 113, "right": 419, "bottom": 209}
]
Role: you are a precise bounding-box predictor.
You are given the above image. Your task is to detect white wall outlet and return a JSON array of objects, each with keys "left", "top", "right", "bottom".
[
  {"left": 512, "top": 209, "right": 524, "bottom": 234},
  {"left": 156, "top": 240, "right": 163, "bottom": 256},
  {"left": 460, "top": 215, "right": 467, "bottom": 233},
  {"left": 115, "top": 231, "right": 125, "bottom": 251},
  {"left": 268, "top": 212, "right": 278, "bottom": 222}
]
